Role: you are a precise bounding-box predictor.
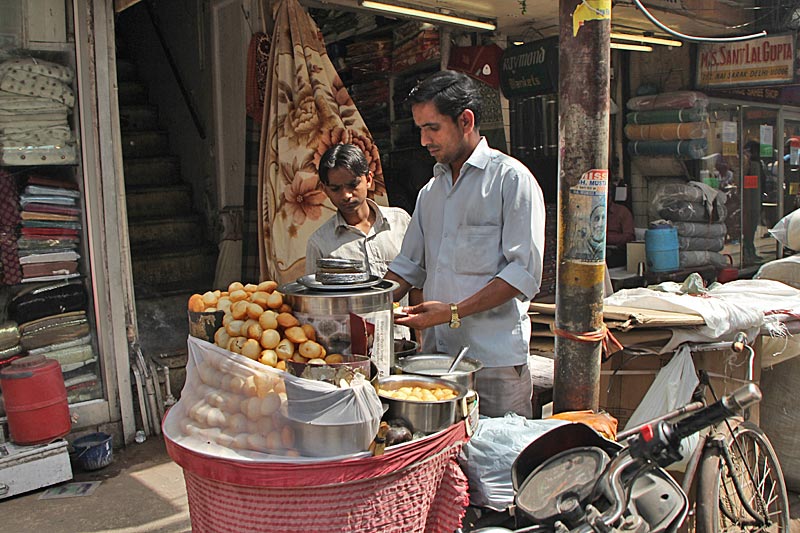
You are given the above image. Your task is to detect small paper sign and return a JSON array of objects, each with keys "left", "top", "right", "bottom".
[
  {"left": 744, "top": 175, "right": 759, "bottom": 189},
  {"left": 760, "top": 124, "right": 773, "bottom": 158}
]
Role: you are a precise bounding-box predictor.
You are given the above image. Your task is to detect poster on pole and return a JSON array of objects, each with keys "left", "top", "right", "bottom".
[{"left": 565, "top": 169, "right": 608, "bottom": 263}]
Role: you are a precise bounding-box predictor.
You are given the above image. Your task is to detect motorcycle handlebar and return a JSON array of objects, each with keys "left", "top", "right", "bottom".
[{"left": 671, "top": 383, "right": 762, "bottom": 442}]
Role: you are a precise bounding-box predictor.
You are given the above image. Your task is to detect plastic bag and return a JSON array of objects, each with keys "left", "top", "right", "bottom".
[
  {"left": 458, "top": 414, "right": 567, "bottom": 510},
  {"left": 768, "top": 208, "right": 800, "bottom": 251},
  {"left": 649, "top": 181, "right": 727, "bottom": 223},
  {"left": 162, "top": 336, "right": 383, "bottom": 462},
  {"left": 624, "top": 345, "right": 699, "bottom": 471}
]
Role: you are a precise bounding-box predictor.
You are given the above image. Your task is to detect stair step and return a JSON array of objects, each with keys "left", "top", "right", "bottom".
[
  {"left": 126, "top": 184, "right": 193, "bottom": 218},
  {"left": 134, "top": 292, "right": 194, "bottom": 359},
  {"left": 123, "top": 156, "right": 181, "bottom": 187},
  {"left": 118, "top": 81, "right": 148, "bottom": 105},
  {"left": 121, "top": 131, "right": 170, "bottom": 158},
  {"left": 129, "top": 215, "right": 205, "bottom": 250},
  {"left": 131, "top": 246, "right": 217, "bottom": 293},
  {"left": 116, "top": 60, "right": 138, "bottom": 82},
  {"left": 119, "top": 105, "right": 159, "bottom": 131}
]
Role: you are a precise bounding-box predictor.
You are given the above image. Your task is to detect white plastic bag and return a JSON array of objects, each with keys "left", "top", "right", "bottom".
[
  {"left": 768, "top": 208, "right": 800, "bottom": 251},
  {"left": 163, "top": 336, "right": 383, "bottom": 461},
  {"left": 458, "top": 415, "right": 567, "bottom": 510},
  {"left": 624, "top": 345, "right": 699, "bottom": 471}
]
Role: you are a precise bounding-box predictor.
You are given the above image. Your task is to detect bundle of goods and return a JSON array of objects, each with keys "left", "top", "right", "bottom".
[
  {"left": 626, "top": 91, "right": 709, "bottom": 169},
  {"left": 392, "top": 24, "right": 439, "bottom": 73},
  {"left": 649, "top": 181, "right": 729, "bottom": 268},
  {"left": 0, "top": 57, "right": 77, "bottom": 165}
]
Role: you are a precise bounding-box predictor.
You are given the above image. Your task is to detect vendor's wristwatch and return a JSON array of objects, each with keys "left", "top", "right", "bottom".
[{"left": 448, "top": 303, "right": 461, "bottom": 329}]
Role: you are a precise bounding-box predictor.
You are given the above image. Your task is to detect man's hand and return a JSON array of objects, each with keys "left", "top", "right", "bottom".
[{"left": 395, "top": 301, "right": 451, "bottom": 330}]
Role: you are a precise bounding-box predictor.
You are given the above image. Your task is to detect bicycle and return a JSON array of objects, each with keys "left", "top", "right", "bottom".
[{"left": 617, "top": 334, "right": 790, "bottom": 533}]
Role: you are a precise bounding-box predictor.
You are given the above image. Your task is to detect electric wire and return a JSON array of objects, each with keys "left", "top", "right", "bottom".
[{"left": 630, "top": 0, "right": 768, "bottom": 42}]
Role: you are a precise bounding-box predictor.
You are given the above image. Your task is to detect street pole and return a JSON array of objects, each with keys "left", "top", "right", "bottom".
[{"left": 553, "top": 0, "right": 611, "bottom": 413}]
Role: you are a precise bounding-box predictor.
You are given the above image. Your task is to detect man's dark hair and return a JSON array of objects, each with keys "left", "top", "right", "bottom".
[
  {"left": 318, "top": 144, "right": 370, "bottom": 184},
  {"left": 407, "top": 70, "right": 482, "bottom": 128}
]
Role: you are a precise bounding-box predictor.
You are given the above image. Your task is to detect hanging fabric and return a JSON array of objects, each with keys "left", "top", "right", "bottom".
[{"left": 257, "top": 0, "right": 388, "bottom": 284}]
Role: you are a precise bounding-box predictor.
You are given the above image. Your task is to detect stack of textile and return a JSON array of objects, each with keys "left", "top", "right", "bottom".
[
  {"left": 650, "top": 181, "right": 729, "bottom": 268},
  {"left": 8, "top": 281, "right": 100, "bottom": 404},
  {"left": 18, "top": 174, "right": 82, "bottom": 283},
  {"left": 0, "top": 57, "right": 77, "bottom": 166},
  {"left": 392, "top": 24, "right": 439, "bottom": 73},
  {"left": 625, "top": 91, "right": 709, "bottom": 161}
]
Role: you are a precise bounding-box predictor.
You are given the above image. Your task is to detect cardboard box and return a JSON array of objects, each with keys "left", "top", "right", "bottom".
[
  {"left": 599, "top": 338, "right": 762, "bottom": 430},
  {"left": 626, "top": 241, "right": 646, "bottom": 274}
]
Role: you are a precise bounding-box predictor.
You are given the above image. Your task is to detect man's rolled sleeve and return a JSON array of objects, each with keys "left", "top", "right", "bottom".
[
  {"left": 498, "top": 165, "right": 546, "bottom": 301},
  {"left": 387, "top": 254, "right": 427, "bottom": 289},
  {"left": 497, "top": 262, "right": 540, "bottom": 300}
]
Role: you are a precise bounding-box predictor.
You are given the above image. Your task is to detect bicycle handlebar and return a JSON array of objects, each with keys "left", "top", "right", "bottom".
[{"left": 671, "top": 383, "right": 761, "bottom": 442}]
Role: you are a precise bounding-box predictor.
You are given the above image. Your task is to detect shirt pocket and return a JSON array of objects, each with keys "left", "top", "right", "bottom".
[{"left": 454, "top": 225, "right": 501, "bottom": 275}]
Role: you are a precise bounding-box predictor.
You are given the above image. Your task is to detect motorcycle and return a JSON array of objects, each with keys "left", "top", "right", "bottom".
[{"left": 471, "top": 383, "right": 763, "bottom": 533}]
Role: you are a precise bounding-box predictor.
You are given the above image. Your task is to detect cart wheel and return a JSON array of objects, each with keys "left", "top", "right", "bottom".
[{"left": 696, "top": 421, "right": 789, "bottom": 533}]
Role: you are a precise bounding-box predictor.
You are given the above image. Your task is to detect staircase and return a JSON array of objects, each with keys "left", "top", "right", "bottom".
[{"left": 116, "top": 58, "right": 217, "bottom": 380}]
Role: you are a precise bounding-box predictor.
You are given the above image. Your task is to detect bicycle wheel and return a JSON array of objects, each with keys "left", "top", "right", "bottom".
[{"left": 696, "top": 421, "right": 790, "bottom": 533}]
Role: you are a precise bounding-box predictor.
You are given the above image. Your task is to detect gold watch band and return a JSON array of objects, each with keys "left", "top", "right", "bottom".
[{"left": 449, "top": 303, "right": 461, "bottom": 328}]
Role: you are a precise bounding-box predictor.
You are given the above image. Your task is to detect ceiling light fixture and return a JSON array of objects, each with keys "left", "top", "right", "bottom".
[
  {"left": 610, "top": 32, "right": 682, "bottom": 47},
  {"left": 359, "top": 1, "right": 496, "bottom": 31},
  {"left": 610, "top": 42, "right": 653, "bottom": 52}
]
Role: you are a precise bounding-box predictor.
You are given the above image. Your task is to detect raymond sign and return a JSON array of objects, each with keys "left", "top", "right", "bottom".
[
  {"left": 499, "top": 38, "right": 558, "bottom": 99},
  {"left": 696, "top": 34, "right": 796, "bottom": 88}
]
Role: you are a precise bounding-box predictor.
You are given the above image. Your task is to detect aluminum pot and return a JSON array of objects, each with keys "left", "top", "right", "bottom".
[
  {"left": 280, "top": 279, "right": 397, "bottom": 377},
  {"left": 393, "top": 338, "right": 419, "bottom": 359},
  {"left": 377, "top": 375, "right": 468, "bottom": 434},
  {"left": 393, "top": 354, "right": 483, "bottom": 391}
]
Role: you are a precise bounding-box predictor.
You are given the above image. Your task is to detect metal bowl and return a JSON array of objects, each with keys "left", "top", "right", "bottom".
[
  {"left": 377, "top": 375, "right": 468, "bottom": 434},
  {"left": 393, "top": 354, "right": 483, "bottom": 390},
  {"left": 393, "top": 339, "right": 419, "bottom": 359}
]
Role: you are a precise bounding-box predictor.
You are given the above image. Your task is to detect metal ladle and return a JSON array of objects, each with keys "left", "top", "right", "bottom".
[{"left": 447, "top": 345, "right": 470, "bottom": 373}]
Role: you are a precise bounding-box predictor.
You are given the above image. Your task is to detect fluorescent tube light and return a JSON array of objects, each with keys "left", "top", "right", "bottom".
[
  {"left": 359, "top": 1, "right": 496, "bottom": 31},
  {"left": 610, "top": 32, "right": 682, "bottom": 47},
  {"left": 610, "top": 42, "right": 653, "bottom": 52}
]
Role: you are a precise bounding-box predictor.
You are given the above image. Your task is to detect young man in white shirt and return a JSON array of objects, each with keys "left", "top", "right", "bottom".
[{"left": 386, "top": 71, "right": 546, "bottom": 418}]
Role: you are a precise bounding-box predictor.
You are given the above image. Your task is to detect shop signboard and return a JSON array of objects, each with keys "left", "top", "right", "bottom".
[
  {"left": 696, "top": 33, "right": 796, "bottom": 88},
  {"left": 499, "top": 38, "right": 558, "bottom": 99}
]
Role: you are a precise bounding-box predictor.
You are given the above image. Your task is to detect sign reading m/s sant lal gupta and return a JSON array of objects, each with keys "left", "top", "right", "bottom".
[{"left": 696, "top": 33, "right": 796, "bottom": 89}]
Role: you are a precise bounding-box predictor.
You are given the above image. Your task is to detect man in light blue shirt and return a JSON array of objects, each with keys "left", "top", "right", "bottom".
[{"left": 386, "top": 70, "right": 546, "bottom": 418}]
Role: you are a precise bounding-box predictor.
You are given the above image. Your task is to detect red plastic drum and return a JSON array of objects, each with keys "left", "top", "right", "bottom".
[{"left": 0, "top": 355, "right": 71, "bottom": 445}]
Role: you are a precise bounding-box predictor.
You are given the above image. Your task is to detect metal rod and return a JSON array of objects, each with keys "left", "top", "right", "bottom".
[{"left": 553, "top": 0, "right": 611, "bottom": 413}]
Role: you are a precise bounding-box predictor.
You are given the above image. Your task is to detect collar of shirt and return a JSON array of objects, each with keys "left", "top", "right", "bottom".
[
  {"left": 333, "top": 198, "right": 389, "bottom": 237},
  {"left": 433, "top": 137, "right": 491, "bottom": 187}
]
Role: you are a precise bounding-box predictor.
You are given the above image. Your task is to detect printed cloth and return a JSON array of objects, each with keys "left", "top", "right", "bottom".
[
  {"left": 258, "top": 0, "right": 387, "bottom": 284},
  {"left": 0, "top": 170, "right": 22, "bottom": 285}
]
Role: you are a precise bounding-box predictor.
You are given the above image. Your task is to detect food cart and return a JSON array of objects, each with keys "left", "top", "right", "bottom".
[{"left": 167, "top": 277, "right": 477, "bottom": 532}]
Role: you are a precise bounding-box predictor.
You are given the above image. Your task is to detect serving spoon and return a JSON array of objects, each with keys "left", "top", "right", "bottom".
[{"left": 447, "top": 345, "right": 470, "bottom": 373}]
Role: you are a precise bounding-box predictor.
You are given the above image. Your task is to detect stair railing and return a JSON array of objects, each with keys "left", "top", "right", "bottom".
[{"left": 143, "top": 0, "right": 206, "bottom": 139}]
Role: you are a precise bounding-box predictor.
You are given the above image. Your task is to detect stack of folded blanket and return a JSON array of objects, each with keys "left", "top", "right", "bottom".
[{"left": 0, "top": 57, "right": 77, "bottom": 166}]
